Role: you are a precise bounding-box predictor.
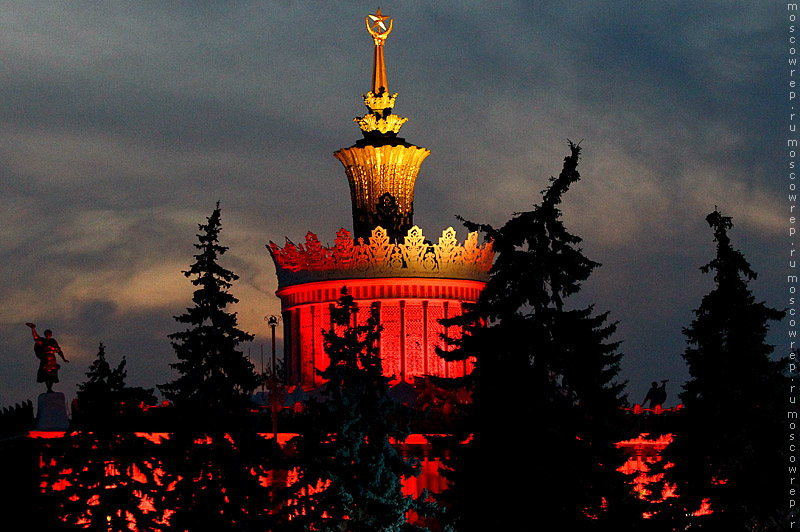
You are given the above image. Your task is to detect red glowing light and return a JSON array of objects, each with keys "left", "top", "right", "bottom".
[
  {"left": 616, "top": 433, "right": 677, "bottom": 505},
  {"left": 29, "top": 430, "right": 67, "bottom": 439},
  {"left": 615, "top": 433, "right": 674, "bottom": 448},
  {"left": 693, "top": 498, "right": 712, "bottom": 516},
  {"left": 134, "top": 432, "right": 169, "bottom": 444}
]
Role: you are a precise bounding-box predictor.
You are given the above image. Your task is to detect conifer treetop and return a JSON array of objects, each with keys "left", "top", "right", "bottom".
[
  {"left": 78, "top": 342, "right": 126, "bottom": 398},
  {"left": 461, "top": 140, "right": 598, "bottom": 319},
  {"left": 701, "top": 208, "right": 757, "bottom": 284}
]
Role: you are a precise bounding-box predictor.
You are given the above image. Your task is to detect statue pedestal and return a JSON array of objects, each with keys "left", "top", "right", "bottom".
[{"left": 35, "top": 392, "right": 69, "bottom": 431}]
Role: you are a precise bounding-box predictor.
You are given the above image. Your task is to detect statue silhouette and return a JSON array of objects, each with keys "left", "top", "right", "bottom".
[
  {"left": 643, "top": 380, "right": 667, "bottom": 409},
  {"left": 26, "top": 323, "right": 69, "bottom": 393}
]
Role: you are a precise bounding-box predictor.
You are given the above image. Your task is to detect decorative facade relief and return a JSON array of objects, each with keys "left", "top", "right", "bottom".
[
  {"left": 381, "top": 302, "right": 402, "bottom": 378},
  {"left": 299, "top": 306, "right": 315, "bottom": 386},
  {"left": 404, "top": 302, "right": 424, "bottom": 377},
  {"left": 269, "top": 225, "right": 493, "bottom": 287},
  {"left": 426, "top": 303, "right": 446, "bottom": 378}
]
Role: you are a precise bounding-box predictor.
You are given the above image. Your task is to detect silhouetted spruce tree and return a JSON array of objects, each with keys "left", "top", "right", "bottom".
[
  {"left": 159, "top": 202, "right": 260, "bottom": 411},
  {"left": 46, "top": 343, "right": 170, "bottom": 532},
  {"left": 434, "top": 141, "right": 636, "bottom": 531},
  {"left": 657, "top": 209, "right": 788, "bottom": 530},
  {"left": 75, "top": 343, "right": 157, "bottom": 422},
  {"left": 281, "top": 289, "right": 434, "bottom": 531},
  {"left": 158, "top": 203, "right": 275, "bottom": 531}
]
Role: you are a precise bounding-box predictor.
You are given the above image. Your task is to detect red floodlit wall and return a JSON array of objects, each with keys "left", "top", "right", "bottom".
[{"left": 276, "top": 278, "right": 485, "bottom": 387}]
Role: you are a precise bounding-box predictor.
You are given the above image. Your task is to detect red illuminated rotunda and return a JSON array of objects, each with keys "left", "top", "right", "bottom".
[{"left": 268, "top": 11, "right": 493, "bottom": 388}]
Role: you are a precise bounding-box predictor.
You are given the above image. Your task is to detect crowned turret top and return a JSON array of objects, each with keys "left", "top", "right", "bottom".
[{"left": 335, "top": 9, "right": 430, "bottom": 240}]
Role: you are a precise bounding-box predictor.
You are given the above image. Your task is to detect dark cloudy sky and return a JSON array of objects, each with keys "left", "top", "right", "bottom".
[{"left": 0, "top": 2, "right": 786, "bottom": 410}]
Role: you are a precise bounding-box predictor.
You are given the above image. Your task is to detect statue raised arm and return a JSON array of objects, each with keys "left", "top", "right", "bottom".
[{"left": 26, "top": 323, "right": 68, "bottom": 392}]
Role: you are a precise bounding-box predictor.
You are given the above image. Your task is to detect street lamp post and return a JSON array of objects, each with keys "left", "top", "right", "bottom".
[
  {"left": 265, "top": 315, "right": 281, "bottom": 439},
  {"left": 267, "top": 315, "right": 279, "bottom": 378}
]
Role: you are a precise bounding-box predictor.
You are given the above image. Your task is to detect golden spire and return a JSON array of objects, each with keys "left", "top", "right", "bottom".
[
  {"left": 366, "top": 8, "right": 392, "bottom": 94},
  {"left": 355, "top": 8, "right": 407, "bottom": 136}
]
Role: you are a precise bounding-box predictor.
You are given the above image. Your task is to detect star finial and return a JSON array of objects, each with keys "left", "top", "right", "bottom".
[
  {"left": 368, "top": 8, "right": 389, "bottom": 33},
  {"left": 364, "top": 9, "right": 394, "bottom": 93},
  {"left": 366, "top": 8, "right": 393, "bottom": 45}
]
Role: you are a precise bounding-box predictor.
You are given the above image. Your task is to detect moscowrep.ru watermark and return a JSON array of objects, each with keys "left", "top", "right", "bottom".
[{"left": 788, "top": 3, "right": 799, "bottom": 526}]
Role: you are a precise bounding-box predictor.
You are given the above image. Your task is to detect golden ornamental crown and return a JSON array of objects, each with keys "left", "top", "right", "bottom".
[
  {"left": 268, "top": 225, "right": 494, "bottom": 288},
  {"left": 355, "top": 91, "right": 408, "bottom": 134},
  {"left": 355, "top": 113, "right": 408, "bottom": 134},
  {"left": 363, "top": 91, "right": 397, "bottom": 112}
]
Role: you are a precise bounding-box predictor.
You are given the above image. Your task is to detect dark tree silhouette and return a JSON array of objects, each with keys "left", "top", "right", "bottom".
[
  {"left": 159, "top": 202, "right": 260, "bottom": 410},
  {"left": 45, "top": 343, "right": 169, "bottom": 532},
  {"left": 658, "top": 209, "right": 789, "bottom": 530},
  {"left": 434, "top": 141, "right": 635, "bottom": 530},
  {"left": 75, "top": 343, "right": 157, "bottom": 422},
  {"left": 281, "top": 289, "right": 434, "bottom": 531},
  {"left": 158, "top": 203, "right": 275, "bottom": 531}
]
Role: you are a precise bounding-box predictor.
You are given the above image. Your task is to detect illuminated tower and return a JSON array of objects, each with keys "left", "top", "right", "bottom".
[
  {"left": 334, "top": 9, "right": 427, "bottom": 241},
  {"left": 268, "top": 10, "right": 493, "bottom": 388}
]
